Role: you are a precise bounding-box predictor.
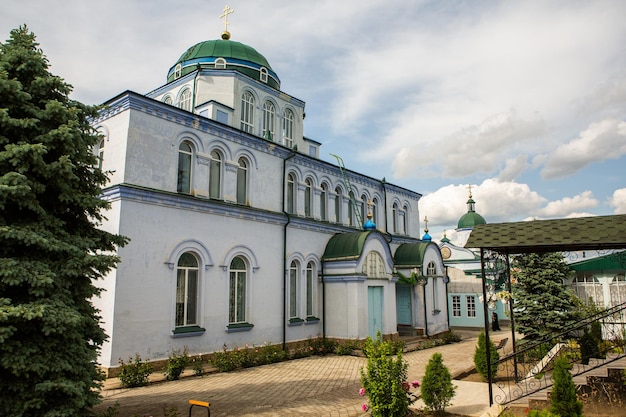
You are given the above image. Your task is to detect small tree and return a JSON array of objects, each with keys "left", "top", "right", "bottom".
[
  {"left": 0, "top": 26, "right": 127, "bottom": 416},
  {"left": 474, "top": 331, "right": 500, "bottom": 381},
  {"left": 550, "top": 356, "right": 583, "bottom": 417},
  {"left": 420, "top": 352, "right": 456, "bottom": 414},
  {"left": 360, "top": 333, "right": 414, "bottom": 417}
]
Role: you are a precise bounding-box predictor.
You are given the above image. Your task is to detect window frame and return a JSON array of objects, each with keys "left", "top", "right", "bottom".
[
  {"left": 175, "top": 252, "right": 199, "bottom": 328},
  {"left": 177, "top": 141, "right": 193, "bottom": 194},
  {"left": 286, "top": 173, "right": 296, "bottom": 214},
  {"left": 289, "top": 260, "right": 299, "bottom": 320},
  {"left": 304, "top": 178, "right": 312, "bottom": 218},
  {"left": 236, "top": 157, "right": 248, "bottom": 205},
  {"left": 452, "top": 295, "right": 461, "bottom": 317},
  {"left": 240, "top": 91, "right": 255, "bottom": 134},
  {"left": 262, "top": 100, "right": 275, "bottom": 140},
  {"left": 209, "top": 150, "right": 222, "bottom": 199},
  {"left": 466, "top": 295, "right": 476, "bottom": 318},
  {"left": 178, "top": 88, "right": 192, "bottom": 112},
  {"left": 229, "top": 256, "right": 248, "bottom": 325},
  {"left": 283, "top": 109, "right": 294, "bottom": 148}
]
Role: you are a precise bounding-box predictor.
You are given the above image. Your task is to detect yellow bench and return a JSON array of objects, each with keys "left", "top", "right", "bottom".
[{"left": 188, "top": 399, "right": 210, "bottom": 416}]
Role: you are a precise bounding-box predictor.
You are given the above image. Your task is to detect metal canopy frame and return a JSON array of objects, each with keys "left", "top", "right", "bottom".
[{"left": 463, "top": 214, "right": 626, "bottom": 405}]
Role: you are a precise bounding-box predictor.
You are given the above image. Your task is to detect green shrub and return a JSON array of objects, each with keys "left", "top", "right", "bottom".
[
  {"left": 441, "top": 330, "right": 462, "bottom": 344},
  {"left": 580, "top": 329, "right": 599, "bottom": 365},
  {"left": 164, "top": 348, "right": 190, "bottom": 381},
  {"left": 360, "top": 333, "right": 416, "bottom": 416},
  {"left": 118, "top": 354, "right": 153, "bottom": 388},
  {"left": 474, "top": 331, "right": 500, "bottom": 381},
  {"left": 191, "top": 355, "right": 204, "bottom": 376},
  {"left": 306, "top": 336, "right": 337, "bottom": 355},
  {"left": 420, "top": 352, "right": 456, "bottom": 413},
  {"left": 550, "top": 356, "right": 583, "bottom": 417}
]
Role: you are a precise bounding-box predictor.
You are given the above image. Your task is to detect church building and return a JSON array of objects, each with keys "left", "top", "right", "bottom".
[{"left": 92, "top": 9, "right": 448, "bottom": 373}]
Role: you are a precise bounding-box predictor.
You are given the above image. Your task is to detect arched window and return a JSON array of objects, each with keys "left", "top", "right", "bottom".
[
  {"left": 236, "top": 158, "right": 248, "bottom": 205},
  {"left": 260, "top": 67, "right": 269, "bottom": 83},
  {"left": 177, "top": 141, "right": 193, "bottom": 194},
  {"left": 363, "top": 252, "right": 386, "bottom": 278},
  {"left": 392, "top": 203, "right": 399, "bottom": 234},
  {"left": 320, "top": 183, "right": 328, "bottom": 221},
  {"left": 229, "top": 256, "right": 247, "bottom": 324},
  {"left": 97, "top": 138, "right": 105, "bottom": 170},
  {"left": 371, "top": 198, "right": 378, "bottom": 227},
  {"left": 306, "top": 261, "right": 315, "bottom": 317},
  {"left": 427, "top": 261, "right": 437, "bottom": 276},
  {"left": 304, "top": 178, "right": 312, "bottom": 218},
  {"left": 283, "top": 109, "right": 294, "bottom": 148},
  {"left": 179, "top": 88, "right": 192, "bottom": 112},
  {"left": 334, "top": 188, "right": 342, "bottom": 224},
  {"left": 174, "top": 63, "right": 182, "bottom": 79},
  {"left": 240, "top": 91, "right": 255, "bottom": 133},
  {"left": 348, "top": 191, "right": 355, "bottom": 227},
  {"left": 262, "top": 101, "right": 275, "bottom": 140},
  {"left": 286, "top": 173, "right": 296, "bottom": 214},
  {"left": 215, "top": 57, "right": 226, "bottom": 69},
  {"left": 163, "top": 95, "right": 173, "bottom": 105},
  {"left": 289, "top": 260, "right": 299, "bottom": 319},
  {"left": 209, "top": 150, "right": 222, "bottom": 199},
  {"left": 176, "top": 252, "right": 199, "bottom": 327},
  {"left": 361, "top": 195, "right": 368, "bottom": 226},
  {"left": 402, "top": 204, "right": 409, "bottom": 235}
]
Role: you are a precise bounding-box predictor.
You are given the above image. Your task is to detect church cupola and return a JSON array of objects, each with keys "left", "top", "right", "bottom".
[
  {"left": 457, "top": 185, "right": 486, "bottom": 229},
  {"left": 421, "top": 216, "right": 432, "bottom": 241}
]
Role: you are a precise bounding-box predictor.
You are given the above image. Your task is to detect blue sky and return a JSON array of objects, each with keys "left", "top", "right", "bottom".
[{"left": 2, "top": 0, "right": 625, "bottom": 243}]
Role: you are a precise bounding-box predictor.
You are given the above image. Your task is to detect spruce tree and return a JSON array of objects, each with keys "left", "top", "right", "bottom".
[
  {"left": 550, "top": 356, "right": 583, "bottom": 417},
  {"left": 474, "top": 331, "right": 499, "bottom": 381},
  {"left": 420, "top": 352, "right": 456, "bottom": 413},
  {"left": 0, "top": 26, "right": 127, "bottom": 416},
  {"left": 512, "top": 252, "right": 579, "bottom": 340}
]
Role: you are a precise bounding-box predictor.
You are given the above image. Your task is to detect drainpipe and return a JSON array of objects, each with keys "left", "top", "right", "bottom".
[
  {"left": 422, "top": 280, "right": 428, "bottom": 336},
  {"left": 322, "top": 262, "right": 326, "bottom": 338},
  {"left": 282, "top": 151, "right": 296, "bottom": 350},
  {"left": 444, "top": 266, "right": 450, "bottom": 331}
]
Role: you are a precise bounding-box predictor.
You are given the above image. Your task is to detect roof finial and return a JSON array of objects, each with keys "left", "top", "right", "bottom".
[
  {"left": 467, "top": 184, "right": 473, "bottom": 198},
  {"left": 422, "top": 215, "right": 432, "bottom": 241},
  {"left": 423, "top": 215, "right": 429, "bottom": 232},
  {"left": 220, "top": 5, "right": 235, "bottom": 40}
]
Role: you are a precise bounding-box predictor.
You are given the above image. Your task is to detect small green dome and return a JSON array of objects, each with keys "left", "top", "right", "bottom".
[
  {"left": 167, "top": 39, "right": 280, "bottom": 89},
  {"left": 457, "top": 211, "right": 487, "bottom": 229}
]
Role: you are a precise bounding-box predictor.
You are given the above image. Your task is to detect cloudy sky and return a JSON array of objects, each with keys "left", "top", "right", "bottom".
[{"left": 2, "top": 0, "right": 625, "bottom": 243}]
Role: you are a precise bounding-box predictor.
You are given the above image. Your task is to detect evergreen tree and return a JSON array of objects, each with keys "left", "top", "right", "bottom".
[
  {"left": 474, "top": 331, "right": 499, "bottom": 381},
  {"left": 550, "top": 356, "right": 583, "bottom": 417},
  {"left": 0, "top": 26, "right": 127, "bottom": 416},
  {"left": 512, "top": 252, "right": 579, "bottom": 340},
  {"left": 420, "top": 352, "right": 456, "bottom": 413}
]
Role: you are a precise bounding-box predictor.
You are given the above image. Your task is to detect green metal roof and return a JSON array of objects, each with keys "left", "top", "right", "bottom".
[
  {"left": 465, "top": 214, "right": 626, "bottom": 253},
  {"left": 394, "top": 242, "right": 436, "bottom": 267},
  {"left": 569, "top": 252, "right": 626, "bottom": 273},
  {"left": 322, "top": 231, "right": 376, "bottom": 261},
  {"left": 457, "top": 211, "right": 487, "bottom": 229}
]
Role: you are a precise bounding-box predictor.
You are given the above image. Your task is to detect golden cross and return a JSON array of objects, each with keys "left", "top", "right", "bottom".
[
  {"left": 467, "top": 184, "right": 473, "bottom": 198},
  {"left": 220, "top": 5, "right": 235, "bottom": 32},
  {"left": 423, "top": 215, "right": 429, "bottom": 230}
]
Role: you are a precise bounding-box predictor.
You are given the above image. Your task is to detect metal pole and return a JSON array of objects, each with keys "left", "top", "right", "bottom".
[{"left": 480, "top": 248, "right": 493, "bottom": 406}]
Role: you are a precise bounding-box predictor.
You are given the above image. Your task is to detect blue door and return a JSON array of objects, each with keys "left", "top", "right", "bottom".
[
  {"left": 368, "top": 286, "right": 383, "bottom": 338},
  {"left": 396, "top": 285, "right": 412, "bottom": 325}
]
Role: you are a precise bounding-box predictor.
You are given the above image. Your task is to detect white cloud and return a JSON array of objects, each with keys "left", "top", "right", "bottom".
[
  {"left": 535, "top": 191, "right": 599, "bottom": 218},
  {"left": 609, "top": 188, "right": 626, "bottom": 214},
  {"left": 541, "top": 119, "right": 626, "bottom": 179},
  {"left": 498, "top": 155, "right": 529, "bottom": 182}
]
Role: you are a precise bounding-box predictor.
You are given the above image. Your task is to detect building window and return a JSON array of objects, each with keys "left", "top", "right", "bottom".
[
  {"left": 306, "top": 261, "right": 315, "bottom": 317},
  {"left": 178, "top": 88, "right": 192, "bottom": 112},
  {"left": 452, "top": 295, "right": 461, "bottom": 317},
  {"left": 283, "top": 109, "right": 294, "bottom": 148},
  {"left": 215, "top": 57, "right": 226, "bottom": 69},
  {"left": 320, "top": 183, "right": 328, "bottom": 221},
  {"left": 363, "top": 252, "right": 386, "bottom": 278},
  {"left": 260, "top": 67, "right": 268, "bottom": 83},
  {"left": 286, "top": 173, "right": 296, "bottom": 214},
  {"left": 174, "top": 63, "right": 182, "bottom": 79},
  {"left": 163, "top": 95, "right": 173, "bottom": 105},
  {"left": 240, "top": 91, "right": 255, "bottom": 133},
  {"left": 289, "top": 260, "right": 299, "bottom": 319},
  {"left": 371, "top": 198, "right": 378, "bottom": 226},
  {"left": 466, "top": 295, "right": 476, "bottom": 318},
  {"left": 392, "top": 203, "right": 398, "bottom": 233},
  {"left": 334, "top": 188, "right": 342, "bottom": 224},
  {"left": 236, "top": 158, "right": 248, "bottom": 205},
  {"left": 177, "top": 141, "right": 193, "bottom": 194},
  {"left": 176, "top": 252, "right": 199, "bottom": 327},
  {"left": 229, "top": 256, "right": 247, "bottom": 324},
  {"left": 402, "top": 205, "right": 409, "bottom": 235},
  {"left": 348, "top": 191, "right": 355, "bottom": 226},
  {"left": 262, "top": 101, "right": 275, "bottom": 140},
  {"left": 209, "top": 150, "right": 222, "bottom": 199},
  {"left": 97, "top": 138, "right": 105, "bottom": 170},
  {"left": 427, "top": 261, "right": 436, "bottom": 276},
  {"left": 304, "top": 178, "right": 312, "bottom": 218}
]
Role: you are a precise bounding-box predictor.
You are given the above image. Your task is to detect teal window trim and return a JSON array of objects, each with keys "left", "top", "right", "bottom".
[
  {"left": 172, "top": 325, "right": 206, "bottom": 338},
  {"left": 226, "top": 322, "right": 254, "bottom": 333}
]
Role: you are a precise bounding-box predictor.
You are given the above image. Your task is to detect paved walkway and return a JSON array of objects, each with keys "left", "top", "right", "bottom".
[{"left": 94, "top": 329, "right": 512, "bottom": 417}]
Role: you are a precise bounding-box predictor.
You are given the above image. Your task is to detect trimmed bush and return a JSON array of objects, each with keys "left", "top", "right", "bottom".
[
  {"left": 118, "top": 354, "right": 153, "bottom": 388},
  {"left": 164, "top": 348, "right": 190, "bottom": 381},
  {"left": 550, "top": 355, "right": 583, "bottom": 417},
  {"left": 420, "top": 352, "right": 456, "bottom": 413},
  {"left": 474, "top": 331, "right": 499, "bottom": 381}
]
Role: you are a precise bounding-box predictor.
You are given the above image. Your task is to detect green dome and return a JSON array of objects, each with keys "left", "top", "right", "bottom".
[
  {"left": 167, "top": 39, "right": 280, "bottom": 89},
  {"left": 457, "top": 211, "right": 487, "bottom": 229}
]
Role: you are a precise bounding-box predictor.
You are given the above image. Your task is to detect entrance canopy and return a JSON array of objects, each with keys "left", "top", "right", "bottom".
[{"left": 464, "top": 214, "right": 626, "bottom": 254}]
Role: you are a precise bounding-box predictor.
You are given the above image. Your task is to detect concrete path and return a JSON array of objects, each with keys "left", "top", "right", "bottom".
[{"left": 94, "top": 329, "right": 511, "bottom": 417}]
